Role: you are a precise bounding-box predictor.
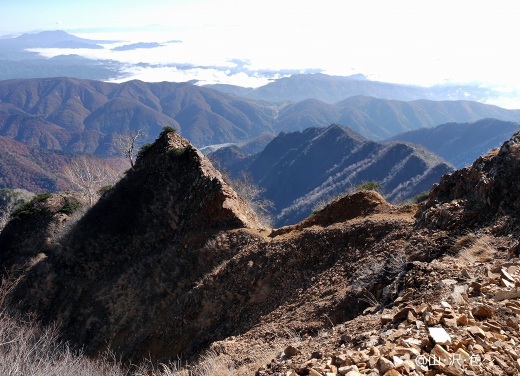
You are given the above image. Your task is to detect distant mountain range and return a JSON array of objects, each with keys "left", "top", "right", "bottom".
[
  {"left": 273, "top": 96, "right": 520, "bottom": 139},
  {"left": 112, "top": 42, "right": 163, "bottom": 51},
  {"left": 0, "top": 30, "right": 518, "bottom": 109},
  {"left": 0, "top": 30, "right": 115, "bottom": 53},
  {"left": 0, "top": 77, "right": 277, "bottom": 150},
  {"left": 210, "top": 124, "right": 454, "bottom": 226},
  {"left": 0, "top": 31, "right": 122, "bottom": 80},
  {"left": 1, "top": 77, "right": 518, "bottom": 157},
  {"left": 205, "top": 73, "right": 512, "bottom": 105},
  {"left": 389, "top": 118, "right": 520, "bottom": 168},
  {"left": 1, "top": 76, "right": 519, "bottom": 199},
  {"left": 3, "top": 113, "right": 513, "bottom": 198}
]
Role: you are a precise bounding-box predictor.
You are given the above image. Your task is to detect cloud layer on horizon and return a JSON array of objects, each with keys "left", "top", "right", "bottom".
[{"left": 21, "top": 27, "right": 520, "bottom": 109}]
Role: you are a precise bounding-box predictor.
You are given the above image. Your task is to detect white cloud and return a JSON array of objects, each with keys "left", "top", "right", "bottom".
[
  {"left": 20, "top": 0, "right": 520, "bottom": 108},
  {"left": 109, "top": 65, "right": 275, "bottom": 87}
]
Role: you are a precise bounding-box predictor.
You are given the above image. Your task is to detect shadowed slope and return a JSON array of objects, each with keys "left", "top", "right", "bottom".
[{"left": 0, "top": 130, "right": 262, "bottom": 360}]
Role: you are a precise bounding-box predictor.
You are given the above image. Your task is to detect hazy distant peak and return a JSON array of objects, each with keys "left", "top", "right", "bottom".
[
  {"left": 5, "top": 30, "right": 117, "bottom": 47},
  {"left": 111, "top": 42, "right": 163, "bottom": 51},
  {"left": 346, "top": 73, "right": 368, "bottom": 80},
  {"left": 15, "top": 30, "right": 72, "bottom": 41}
]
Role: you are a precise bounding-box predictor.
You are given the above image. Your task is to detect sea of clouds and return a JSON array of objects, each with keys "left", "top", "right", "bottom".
[{"left": 25, "top": 26, "right": 520, "bottom": 109}]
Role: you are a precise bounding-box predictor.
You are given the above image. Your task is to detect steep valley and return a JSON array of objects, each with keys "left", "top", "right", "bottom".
[{"left": 210, "top": 125, "right": 454, "bottom": 226}]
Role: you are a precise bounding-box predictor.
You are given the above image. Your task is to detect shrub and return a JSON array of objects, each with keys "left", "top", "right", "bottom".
[
  {"left": 412, "top": 190, "right": 430, "bottom": 203},
  {"left": 11, "top": 193, "right": 52, "bottom": 219},
  {"left": 355, "top": 181, "right": 381, "bottom": 192},
  {"left": 97, "top": 185, "right": 113, "bottom": 197},
  {"left": 59, "top": 197, "right": 83, "bottom": 215},
  {"left": 0, "top": 188, "right": 34, "bottom": 230},
  {"left": 161, "top": 126, "right": 177, "bottom": 135},
  {"left": 10, "top": 201, "right": 36, "bottom": 218},
  {"left": 34, "top": 193, "right": 52, "bottom": 202}
]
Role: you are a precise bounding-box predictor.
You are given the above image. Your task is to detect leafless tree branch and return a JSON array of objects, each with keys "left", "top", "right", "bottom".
[
  {"left": 113, "top": 130, "right": 147, "bottom": 168},
  {"left": 63, "top": 156, "right": 121, "bottom": 206}
]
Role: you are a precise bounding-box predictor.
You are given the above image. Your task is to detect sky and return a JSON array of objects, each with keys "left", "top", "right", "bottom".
[{"left": 1, "top": 0, "right": 520, "bottom": 106}]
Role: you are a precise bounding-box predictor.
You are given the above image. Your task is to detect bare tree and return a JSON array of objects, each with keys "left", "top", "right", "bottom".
[
  {"left": 63, "top": 156, "right": 121, "bottom": 206},
  {"left": 231, "top": 173, "right": 274, "bottom": 224},
  {"left": 113, "top": 129, "right": 147, "bottom": 168}
]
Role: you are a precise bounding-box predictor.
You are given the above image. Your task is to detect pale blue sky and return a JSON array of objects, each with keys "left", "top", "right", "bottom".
[
  {"left": 0, "top": 0, "right": 200, "bottom": 32},
  {"left": 1, "top": 0, "right": 520, "bottom": 107}
]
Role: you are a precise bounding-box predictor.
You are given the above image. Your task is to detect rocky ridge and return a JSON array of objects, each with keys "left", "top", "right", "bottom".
[
  {"left": 211, "top": 124, "right": 454, "bottom": 226},
  {"left": 254, "top": 252, "right": 520, "bottom": 376},
  {"left": 0, "top": 130, "right": 263, "bottom": 359},
  {"left": 1, "top": 131, "right": 520, "bottom": 376},
  {"left": 245, "top": 132, "right": 520, "bottom": 375}
]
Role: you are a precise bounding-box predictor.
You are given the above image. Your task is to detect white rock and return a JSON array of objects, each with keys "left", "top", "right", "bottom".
[
  {"left": 501, "top": 268, "right": 515, "bottom": 282},
  {"left": 392, "top": 356, "right": 404, "bottom": 366},
  {"left": 428, "top": 327, "right": 451, "bottom": 345}
]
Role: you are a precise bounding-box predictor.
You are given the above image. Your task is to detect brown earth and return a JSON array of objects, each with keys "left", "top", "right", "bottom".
[{"left": 1, "top": 130, "right": 520, "bottom": 376}]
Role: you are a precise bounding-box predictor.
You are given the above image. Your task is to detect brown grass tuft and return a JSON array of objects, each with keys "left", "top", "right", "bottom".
[
  {"left": 456, "top": 235, "right": 496, "bottom": 264},
  {"left": 0, "top": 274, "right": 192, "bottom": 376}
]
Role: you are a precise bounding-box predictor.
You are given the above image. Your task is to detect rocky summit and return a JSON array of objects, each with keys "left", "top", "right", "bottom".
[
  {"left": 1, "top": 130, "right": 520, "bottom": 375},
  {"left": 0, "top": 130, "right": 262, "bottom": 360}
]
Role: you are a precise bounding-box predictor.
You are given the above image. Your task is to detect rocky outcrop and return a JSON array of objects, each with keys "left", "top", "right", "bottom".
[
  {"left": 0, "top": 193, "right": 79, "bottom": 268},
  {"left": 270, "top": 190, "right": 395, "bottom": 237},
  {"left": 417, "top": 131, "right": 520, "bottom": 232},
  {"left": 259, "top": 256, "right": 520, "bottom": 376},
  {"left": 0, "top": 130, "right": 262, "bottom": 360},
  {"left": 303, "top": 191, "right": 390, "bottom": 228}
]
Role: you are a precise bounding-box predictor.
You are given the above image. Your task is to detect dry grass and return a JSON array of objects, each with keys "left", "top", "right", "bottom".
[
  {"left": 228, "top": 172, "right": 274, "bottom": 228},
  {"left": 357, "top": 288, "right": 380, "bottom": 308},
  {"left": 185, "top": 345, "right": 281, "bottom": 376},
  {"left": 453, "top": 234, "right": 496, "bottom": 264},
  {"left": 384, "top": 252, "right": 408, "bottom": 275},
  {"left": 451, "top": 232, "right": 477, "bottom": 253},
  {"left": 0, "top": 277, "right": 123, "bottom": 376},
  {"left": 0, "top": 272, "right": 278, "bottom": 376},
  {"left": 0, "top": 274, "right": 191, "bottom": 376}
]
